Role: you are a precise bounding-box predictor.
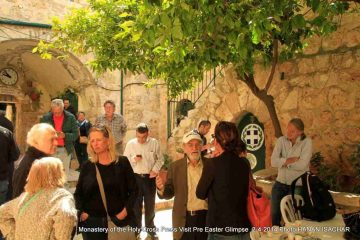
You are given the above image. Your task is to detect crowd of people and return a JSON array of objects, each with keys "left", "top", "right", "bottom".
[{"left": 0, "top": 99, "right": 312, "bottom": 240}]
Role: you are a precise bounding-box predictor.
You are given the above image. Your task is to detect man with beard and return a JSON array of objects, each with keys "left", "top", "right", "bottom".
[
  {"left": 156, "top": 130, "right": 208, "bottom": 240},
  {"left": 12, "top": 123, "right": 58, "bottom": 198}
]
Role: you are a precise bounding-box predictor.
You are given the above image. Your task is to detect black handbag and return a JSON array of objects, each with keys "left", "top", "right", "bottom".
[{"left": 342, "top": 211, "right": 360, "bottom": 240}]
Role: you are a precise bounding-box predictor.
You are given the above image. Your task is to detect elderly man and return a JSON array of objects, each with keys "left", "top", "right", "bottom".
[
  {"left": 0, "top": 126, "right": 20, "bottom": 204},
  {"left": 40, "top": 99, "right": 78, "bottom": 179},
  {"left": 124, "top": 123, "right": 163, "bottom": 240},
  {"left": 156, "top": 130, "right": 208, "bottom": 240},
  {"left": 12, "top": 123, "right": 58, "bottom": 198},
  {"left": 96, "top": 100, "right": 127, "bottom": 155}
]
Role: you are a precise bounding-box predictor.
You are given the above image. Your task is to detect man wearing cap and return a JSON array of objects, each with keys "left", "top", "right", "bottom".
[
  {"left": 123, "top": 123, "right": 164, "bottom": 240},
  {"left": 156, "top": 130, "right": 208, "bottom": 240}
]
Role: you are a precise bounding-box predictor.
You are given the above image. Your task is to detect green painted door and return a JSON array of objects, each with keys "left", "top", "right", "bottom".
[{"left": 238, "top": 112, "right": 266, "bottom": 172}]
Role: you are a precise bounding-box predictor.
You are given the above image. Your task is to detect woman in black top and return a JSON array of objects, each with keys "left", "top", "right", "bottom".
[
  {"left": 74, "top": 124, "right": 138, "bottom": 240},
  {"left": 196, "top": 121, "right": 251, "bottom": 240}
]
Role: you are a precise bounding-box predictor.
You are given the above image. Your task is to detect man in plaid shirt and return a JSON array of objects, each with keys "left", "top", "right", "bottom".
[{"left": 96, "top": 100, "right": 127, "bottom": 155}]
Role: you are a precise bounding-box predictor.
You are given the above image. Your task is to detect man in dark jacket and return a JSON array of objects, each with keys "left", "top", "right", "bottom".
[
  {"left": 12, "top": 123, "right": 58, "bottom": 198},
  {"left": 0, "top": 110, "right": 15, "bottom": 201},
  {"left": 40, "top": 99, "right": 78, "bottom": 180},
  {"left": 74, "top": 111, "right": 91, "bottom": 170},
  {"left": 0, "top": 126, "right": 20, "bottom": 204}
]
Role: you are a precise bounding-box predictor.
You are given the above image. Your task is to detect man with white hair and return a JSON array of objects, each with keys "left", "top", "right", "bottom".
[
  {"left": 40, "top": 99, "right": 78, "bottom": 179},
  {"left": 12, "top": 123, "right": 58, "bottom": 198},
  {"left": 155, "top": 130, "right": 208, "bottom": 240}
]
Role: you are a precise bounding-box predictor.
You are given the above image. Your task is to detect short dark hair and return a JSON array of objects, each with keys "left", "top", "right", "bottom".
[
  {"left": 198, "top": 120, "right": 211, "bottom": 128},
  {"left": 103, "top": 100, "right": 116, "bottom": 108},
  {"left": 136, "top": 123, "right": 149, "bottom": 134},
  {"left": 77, "top": 111, "right": 85, "bottom": 116},
  {"left": 63, "top": 98, "right": 70, "bottom": 102}
]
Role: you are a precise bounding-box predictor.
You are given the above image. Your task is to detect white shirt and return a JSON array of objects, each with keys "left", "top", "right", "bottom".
[
  {"left": 123, "top": 137, "right": 164, "bottom": 174},
  {"left": 271, "top": 136, "right": 312, "bottom": 185}
]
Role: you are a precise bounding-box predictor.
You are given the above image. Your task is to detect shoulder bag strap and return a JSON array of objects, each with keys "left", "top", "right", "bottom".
[
  {"left": 18, "top": 189, "right": 44, "bottom": 217},
  {"left": 95, "top": 164, "right": 110, "bottom": 218}
]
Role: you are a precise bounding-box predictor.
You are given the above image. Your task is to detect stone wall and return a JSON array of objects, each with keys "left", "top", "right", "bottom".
[{"left": 167, "top": 11, "right": 360, "bottom": 171}]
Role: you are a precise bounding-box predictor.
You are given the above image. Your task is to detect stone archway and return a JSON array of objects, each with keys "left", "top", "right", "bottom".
[{"left": 0, "top": 39, "right": 95, "bottom": 151}]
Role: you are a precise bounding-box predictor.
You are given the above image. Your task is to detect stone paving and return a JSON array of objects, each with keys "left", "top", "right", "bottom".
[{"left": 74, "top": 209, "right": 174, "bottom": 240}]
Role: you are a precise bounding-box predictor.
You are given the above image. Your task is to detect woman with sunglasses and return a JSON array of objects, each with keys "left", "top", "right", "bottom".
[{"left": 74, "top": 124, "right": 138, "bottom": 240}]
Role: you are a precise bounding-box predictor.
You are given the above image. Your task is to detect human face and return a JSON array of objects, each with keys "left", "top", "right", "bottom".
[
  {"left": 104, "top": 103, "right": 115, "bottom": 118},
  {"left": 89, "top": 131, "right": 109, "bottom": 155},
  {"left": 136, "top": 131, "right": 149, "bottom": 144},
  {"left": 199, "top": 124, "right": 211, "bottom": 135},
  {"left": 286, "top": 123, "right": 302, "bottom": 142},
  {"left": 34, "top": 130, "right": 58, "bottom": 155},
  {"left": 77, "top": 113, "right": 85, "bottom": 122},
  {"left": 63, "top": 100, "right": 70, "bottom": 109},
  {"left": 52, "top": 106, "right": 63, "bottom": 117},
  {"left": 183, "top": 139, "right": 202, "bottom": 161}
]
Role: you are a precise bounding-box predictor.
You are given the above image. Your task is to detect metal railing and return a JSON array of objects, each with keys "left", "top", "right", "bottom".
[{"left": 167, "top": 67, "right": 223, "bottom": 138}]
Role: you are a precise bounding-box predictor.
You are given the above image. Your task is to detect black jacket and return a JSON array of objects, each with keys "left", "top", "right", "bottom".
[
  {"left": 74, "top": 157, "right": 138, "bottom": 227},
  {"left": 0, "top": 126, "right": 20, "bottom": 180},
  {"left": 0, "top": 116, "right": 14, "bottom": 132},
  {"left": 196, "top": 151, "right": 251, "bottom": 235},
  {"left": 12, "top": 146, "right": 48, "bottom": 198}
]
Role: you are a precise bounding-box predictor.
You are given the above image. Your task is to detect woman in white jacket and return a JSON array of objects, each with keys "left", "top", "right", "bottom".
[{"left": 0, "top": 157, "right": 77, "bottom": 240}]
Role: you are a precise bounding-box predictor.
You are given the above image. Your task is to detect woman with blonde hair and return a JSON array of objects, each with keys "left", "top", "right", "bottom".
[
  {"left": 74, "top": 123, "right": 138, "bottom": 240},
  {"left": 0, "top": 157, "right": 77, "bottom": 240}
]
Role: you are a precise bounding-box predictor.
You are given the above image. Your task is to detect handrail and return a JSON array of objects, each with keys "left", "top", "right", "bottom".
[{"left": 167, "top": 67, "right": 224, "bottom": 138}]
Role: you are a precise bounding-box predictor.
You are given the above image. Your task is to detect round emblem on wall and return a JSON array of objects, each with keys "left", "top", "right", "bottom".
[
  {"left": 246, "top": 153, "right": 257, "bottom": 169},
  {"left": 0, "top": 68, "right": 18, "bottom": 86},
  {"left": 241, "top": 123, "right": 264, "bottom": 151}
]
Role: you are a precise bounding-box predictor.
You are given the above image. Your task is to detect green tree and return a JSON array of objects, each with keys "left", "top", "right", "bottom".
[{"left": 35, "top": 0, "right": 358, "bottom": 137}]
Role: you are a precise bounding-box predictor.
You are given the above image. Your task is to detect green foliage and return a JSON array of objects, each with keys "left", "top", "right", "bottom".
[
  {"left": 311, "top": 147, "right": 360, "bottom": 194},
  {"left": 36, "top": 0, "right": 353, "bottom": 97},
  {"left": 311, "top": 152, "right": 342, "bottom": 191},
  {"left": 348, "top": 143, "right": 360, "bottom": 193},
  {"left": 162, "top": 153, "right": 172, "bottom": 170}
]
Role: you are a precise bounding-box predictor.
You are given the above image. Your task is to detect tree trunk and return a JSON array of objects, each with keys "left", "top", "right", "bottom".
[{"left": 237, "top": 72, "right": 283, "bottom": 138}]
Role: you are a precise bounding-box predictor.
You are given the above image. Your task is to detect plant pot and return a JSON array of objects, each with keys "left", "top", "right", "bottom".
[
  {"left": 30, "top": 92, "right": 40, "bottom": 101},
  {"left": 158, "top": 169, "right": 168, "bottom": 184}
]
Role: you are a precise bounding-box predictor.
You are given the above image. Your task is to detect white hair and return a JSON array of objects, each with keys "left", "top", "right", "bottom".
[
  {"left": 51, "top": 99, "right": 64, "bottom": 109},
  {"left": 27, "top": 123, "right": 56, "bottom": 146}
]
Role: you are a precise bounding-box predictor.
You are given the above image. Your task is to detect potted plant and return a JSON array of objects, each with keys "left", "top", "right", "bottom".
[{"left": 159, "top": 154, "right": 172, "bottom": 183}]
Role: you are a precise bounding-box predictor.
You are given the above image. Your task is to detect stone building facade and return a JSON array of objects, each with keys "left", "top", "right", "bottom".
[{"left": 168, "top": 10, "right": 360, "bottom": 171}]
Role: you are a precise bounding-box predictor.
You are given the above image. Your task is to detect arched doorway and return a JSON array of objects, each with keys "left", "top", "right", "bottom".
[{"left": 238, "top": 112, "right": 266, "bottom": 172}]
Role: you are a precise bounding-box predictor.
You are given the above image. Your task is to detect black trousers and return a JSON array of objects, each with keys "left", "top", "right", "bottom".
[
  {"left": 181, "top": 210, "right": 207, "bottom": 240},
  {"left": 79, "top": 216, "right": 107, "bottom": 240},
  {"left": 134, "top": 174, "right": 156, "bottom": 236}
]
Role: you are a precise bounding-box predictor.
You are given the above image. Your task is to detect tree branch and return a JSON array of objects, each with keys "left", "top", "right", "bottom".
[
  {"left": 264, "top": 39, "right": 278, "bottom": 92},
  {"left": 338, "top": 0, "right": 360, "bottom": 3}
]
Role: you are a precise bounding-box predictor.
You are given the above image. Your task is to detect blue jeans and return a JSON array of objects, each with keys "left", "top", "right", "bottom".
[
  {"left": 208, "top": 233, "right": 250, "bottom": 240},
  {"left": 271, "top": 181, "right": 301, "bottom": 226}
]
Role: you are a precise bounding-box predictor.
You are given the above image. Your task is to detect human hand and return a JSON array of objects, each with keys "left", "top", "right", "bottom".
[
  {"left": 116, "top": 208, "right": 127, "bottom": 220},
  {"left": 284, "top": 157, "right": 299, "bottom": 166},
  {"left": 149, "top": 171, "right": 157, "bottom": 178},
  {"left": 156, "top": 175, "right": 164, "bottom": 191},
  {"left": 80, "top": 212, "right": 89, "bottom": 222},
  {"left": 57, "top": 131, "right": 65, "bottom": 138},
  {"left": 135, "top": 154, "right": 142, "bottom": 162}
]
